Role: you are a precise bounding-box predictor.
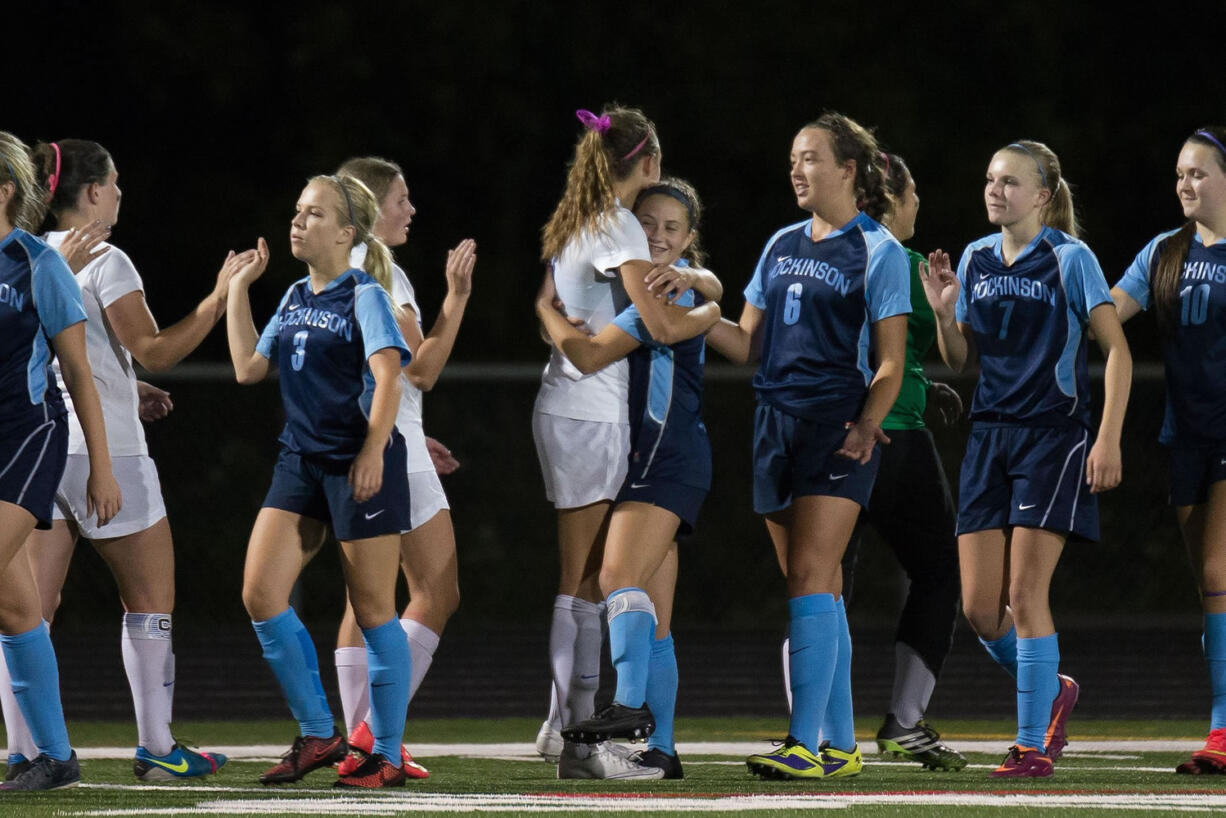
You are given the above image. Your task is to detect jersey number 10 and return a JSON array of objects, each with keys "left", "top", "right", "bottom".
[{"left": 1180, "top": 284, "right": 1210, "bottom": 326}]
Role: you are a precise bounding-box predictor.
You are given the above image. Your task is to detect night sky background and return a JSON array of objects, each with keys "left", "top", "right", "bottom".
[{"left": 9, "top": 1, "right": 1226, "bottom": 628}]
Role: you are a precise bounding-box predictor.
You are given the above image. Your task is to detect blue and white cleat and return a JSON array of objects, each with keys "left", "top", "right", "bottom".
[{"left": 134, "top": 742, "right": 227, "bottom": 781}]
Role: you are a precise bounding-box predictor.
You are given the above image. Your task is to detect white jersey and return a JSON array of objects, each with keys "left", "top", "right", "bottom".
[
  {"left": 534, "top": 205, "right": 650, "bottom": 423},
  {"left": 388, "top": 263, "right": 433, "bottom": 474},
  {"left": 45, "top": 231, "right": 147, "bottom": 457}
]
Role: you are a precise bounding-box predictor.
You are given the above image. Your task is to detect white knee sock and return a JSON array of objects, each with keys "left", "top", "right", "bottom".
[
  {"left": 0, "top": 648, "right": 36, "bottom": 762},
  {"left": 548, "top": 595, "right": 603, "bottom": 727},
  {"left": 334, "top": 647, "right": 369, "bottom": 734},
  {"left": 121, "top": 613, "right": 175, "bottom": 756},
  {"left": 399, "top": 618, "right": 439, "bottom": 704},
  {"left": 891, "top": 642, "right": 937, "bottom": 728}
]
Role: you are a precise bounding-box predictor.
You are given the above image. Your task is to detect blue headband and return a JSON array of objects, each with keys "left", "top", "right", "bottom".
[
  {"left": 637, "top": 184, "right": 696, "bottom": 227},
  {"left": 1007, "top": 142, "right": 1049, "bottom": 189},
  {"left": 331, "top": 175, "right": 357, "bottom": 228},
  {"left": 1196, "top": 130, "right": 1226, "bottom": 157}
]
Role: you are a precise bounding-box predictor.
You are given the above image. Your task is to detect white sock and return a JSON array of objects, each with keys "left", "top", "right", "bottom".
[
  {"left": 334, "top": 647, "right": 369, "bottom": 734},
  {"left": 891, "top": 642, "right": 937, "bottom": 728},
  {"left": 0, "top": 649, "right": 37, "bottom": 762},
  {"left": 399, "top": 618, "right": 439, "bottom": 704},
  {"left": 121, "top": 613, "right": 175, "bottom": 756},
  {"left": 548, "top": 595, "right": 603, "bottom": 727}
]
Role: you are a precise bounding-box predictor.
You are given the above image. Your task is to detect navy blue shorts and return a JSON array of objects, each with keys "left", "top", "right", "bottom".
[
  {"left": 1168, "top": 444, "right": 1226, "bottom": 506},
  {"left": 617, "top": 480, "right": 707, "bottom": 536},
  {"left": 958, "top": 423, "right": 1098, "bottom": 542},
  {"left": 262, "top": 433, "right": 410, "bottom": 541},
  {"left": 0, "top": 412, "right": 67, "bottom": 530},
  {"left": 752, "top": 403, "right": 880, "bottom": 515}
]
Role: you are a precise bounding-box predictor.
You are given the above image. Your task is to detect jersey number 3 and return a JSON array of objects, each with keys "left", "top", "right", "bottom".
[
  {"left": 783, "top": 282, "right": 803, "bottom": 326},
  {"left": 291, "top": 330, "right": 308, "bottom": 371}
]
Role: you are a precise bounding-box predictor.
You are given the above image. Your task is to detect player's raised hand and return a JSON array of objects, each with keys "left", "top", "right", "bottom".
[
  {"left": 921, "top": 250, "right": 960, "bottom": 321},
  {"left": 445, "top": 238, "right": 476, "bottom": 297}
]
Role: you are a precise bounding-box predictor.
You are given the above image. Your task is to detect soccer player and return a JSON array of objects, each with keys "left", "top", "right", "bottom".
[
  {"left": 707, "top": 113, "right": 911, "bottom": 780},
  {"left": 836, "top": 152, "right": 966, "bottom": 771},
  {"left": 226, "top": 174, "right": 413, "bottom": 788},
  {"left": 2, "top": 139, "right": 238, "bottom": 782},
  {"left": 532, "top": 105, "right": 690, "bottom": 780},
  {"left": 536, "top": 178, "right": 720, "bottom": 779},
  {"left": 922, "top": 140, "right": 1131, "bottom": 777},
  {"left": 1109, "top": 127, "right": 1226, "bottom": 775},
  {"left": 330, "top": 156, "right": 475, "bottom": 780},
  {"left": 0, "top": 131, "right": 121, "bottom": 791}
]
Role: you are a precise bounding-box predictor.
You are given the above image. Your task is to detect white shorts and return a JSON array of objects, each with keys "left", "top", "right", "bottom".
[
  {"left": 407, "top": 468, "right": 450, "bottom": 531},
  {"left": 532, "top": 411, "right": 630, "bottom": 509},
  {"left": 52, "top": 454, "right": 167, "bottom": 539}
]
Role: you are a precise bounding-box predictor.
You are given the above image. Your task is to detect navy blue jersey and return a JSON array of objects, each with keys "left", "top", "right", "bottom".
[
  {"left": 0, "top": 228, "right": 86, "bottom": 430},
  {"left": 955, "top": 226, "right": 1111, "bottom": 428},
  {"left": 257, "top": 269, "right": 409, "bottom": 462},
  {"left": 1118, "top": 230, "right": 1226, "bottom": 446},
  {"left": 744, "top": 212, "right": 911, "bottom": 423},
  {"left": 612, "top": 286, "right": 711, "bottom": 492}
]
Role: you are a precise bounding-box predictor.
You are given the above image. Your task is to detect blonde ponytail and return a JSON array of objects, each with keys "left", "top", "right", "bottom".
[
  {"left": 1002, "top": 140, "right": 1080, "bottom": 238},
  {"left": 315, "top": 173, "right": 401, "bottom": 313}
]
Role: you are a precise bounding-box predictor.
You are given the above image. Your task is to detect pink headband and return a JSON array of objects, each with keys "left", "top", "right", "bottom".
[
  {"left": 622, "top": 134, "right": 651, "bottom": 161},
  {"left": 575, "top": 109, "right": 610, "bottom": 133},
  {"left": 47, "top": 142, "right": 62, "bottom": 199}
]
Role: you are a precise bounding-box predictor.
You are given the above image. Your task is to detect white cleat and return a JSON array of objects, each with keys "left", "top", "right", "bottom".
[
  {"left": 557, "top": 741, "right": 665, "bottom": 780},
  {"left": 535, "top": 721, "right": 564, "bottom": 763}
]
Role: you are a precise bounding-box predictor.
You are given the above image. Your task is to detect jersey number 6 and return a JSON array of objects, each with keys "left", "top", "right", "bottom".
[{"left": 783, "top": 282, "right": 803, "bottom": 326}]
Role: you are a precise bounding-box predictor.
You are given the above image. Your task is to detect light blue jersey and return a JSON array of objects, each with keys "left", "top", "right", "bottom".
[
  {"left": 955, "top": 226, "right": 1111, "bottom": 428},
  {"left": 744, "top": 212, "right": 910, "bottom": 423}
]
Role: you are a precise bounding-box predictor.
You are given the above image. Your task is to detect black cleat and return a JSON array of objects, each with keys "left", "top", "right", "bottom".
[
  {"left": 631, "top": 747, "right": 684, "bottom": 779},
  {"left": 562, "top": 703, "right": 655, "bottom": 743}
]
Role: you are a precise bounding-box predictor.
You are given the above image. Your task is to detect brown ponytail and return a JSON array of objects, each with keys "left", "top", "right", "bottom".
[
  {"left": 805, "top": 113, "right": 890, "bottom": 222},
  {"left": 540, "top": 105, "right": 658, "bottom": 263}
]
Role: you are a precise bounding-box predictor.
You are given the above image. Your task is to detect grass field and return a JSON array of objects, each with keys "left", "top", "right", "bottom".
[{"left": 5, "top": 717, "right": 1226, "bottom": 816}]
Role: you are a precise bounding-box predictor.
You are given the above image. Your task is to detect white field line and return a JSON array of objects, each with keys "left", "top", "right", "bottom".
[
  {"left": 62, "top": 792, "right": 1226, "bottom": 815},
  {"left": 73, "top": 739, "right": 1203, "bottom": 761}
]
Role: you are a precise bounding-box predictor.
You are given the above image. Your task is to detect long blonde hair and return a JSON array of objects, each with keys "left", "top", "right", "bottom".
[
  {"left": 540, "top": 105, "right": 658, "bottom": 263},
  {"left": 314, "top": 173, "right": 397, "bottom": 308},
  {"left": 0, "top": 131, "right": 46, "bottom": 232}
]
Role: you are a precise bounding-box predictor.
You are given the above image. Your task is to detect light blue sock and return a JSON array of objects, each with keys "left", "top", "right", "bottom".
[
  {"left": 1016, "top": 634, "right": 1060, "bottom": 751},
  {"left": 787, "top": 593, "right": 838, "bottom": 750},
  {"left": 821, "top": 598, "right": 856, "bottom": 751},
  {"left": 363, "top": 618, "right": 411, "bottom": 760},
  {"left": 0, "top": 623, "right": 71, "bottom": 761},
  {"left": 607, "top": 587, "right": 656, "bottom": 708},
  {"left": 252, "top": 608, "right": 333, "bottom": 738},
  {"left": 1206, "top": 613, "right": 1226, "bottom": 730},
  {"left": 645, "top": 634, "right": 678, "bottom": 754},
  {"left": 980, "top": 626, "right": 1019, "bottom": 680}
]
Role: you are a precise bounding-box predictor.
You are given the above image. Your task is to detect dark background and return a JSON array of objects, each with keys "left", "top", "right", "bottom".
[{"left": 6, "top": 2, "right": 1223, "bottom": 713}]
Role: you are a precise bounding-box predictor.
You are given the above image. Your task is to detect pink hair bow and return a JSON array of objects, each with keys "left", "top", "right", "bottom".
[{"left": 575, "top": 109, "right": 611, "bottom": 133}]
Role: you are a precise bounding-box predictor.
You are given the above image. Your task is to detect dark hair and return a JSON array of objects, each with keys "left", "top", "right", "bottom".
[
  {"left": 30, "top": 139, "right": 112, "bottom": 232},
  {"left": 337, "top": 156, "right": 403, "bottom": 205},
  {"left": 862, "top": 151, "right": 912, "bottom": 223},
  {"left": 633, "top": 176, "right": 706, "bottom": 267},
  {"left": 1152, "top": 126, "right": 1226, "bottom": 334},
  {"left": 803, "top": 112, "right": 889, "bottom": 222},
  {"left": 541, "top": 104, "right": 659, "bottom": 262},
  {"left": 999, "top": 140, "right": 1079, "bottom": 237}
]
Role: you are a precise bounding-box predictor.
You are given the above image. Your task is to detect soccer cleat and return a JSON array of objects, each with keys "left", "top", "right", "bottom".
[
  {"left": 990, "top": 745, "right": 1053, "bottom": 778},
  {"left": 1176, "top": 728, "right": 1226, "bottom": 774},
  {"left": 630, "top": 747, "right": 684, "bottom": 779},
  {"left": 561, "top": 703, "right": 655, "bottom": 743},
  {"left": 1044, "top": 673, "right": 1079, "bottom": 760},
  {"left": 134, "top": 742, "right": 227, "bottom": 781},
  {"left": 0, "top": 752, "right": 80, "bottom": 790},
  {"left": 876, "top": 714, "right": 967, "bottom": 771},
  {"left": 817, "top": 742, "right": 864, "bottom": 779},
  {"left": 557, "top": 741, "right": 664, "bottom": 780},
  {"left": 259, "top": 731, "right": 347, "bottom": 785},
  {"left": 535, "top": 720, "right": 564, "bottom": 763},
  {"left": 3, "top": 757, "right": 31, "bottom": 783},
  {"left": 746, "top": 736, "right": 825, "bottom": 780},
  {"left": 334, "top": 753, "right": 407, "bottom": 788},
  {"left": 337, "top": 720, "right": 428, "bottom": 779}
]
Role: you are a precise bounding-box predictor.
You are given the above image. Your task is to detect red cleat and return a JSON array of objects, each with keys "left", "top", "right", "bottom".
[
  {"left": 259, "top": 732, "right": 347, "bottom": 784},
  {"left": 334, "top": 753, "right": 407, "bottom": 788},
  {"left": 1176, "top": 728, "right": 1226, "bottom": 774},
  {"left": 1044, "top": 673, "right": 1079, "bottom": 760},
  {"left": 990, "top": 745, "right": 1053, "bottom": 778},
  {"left": 339, "top": 720, "right": 429, "bottom": 779}
]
